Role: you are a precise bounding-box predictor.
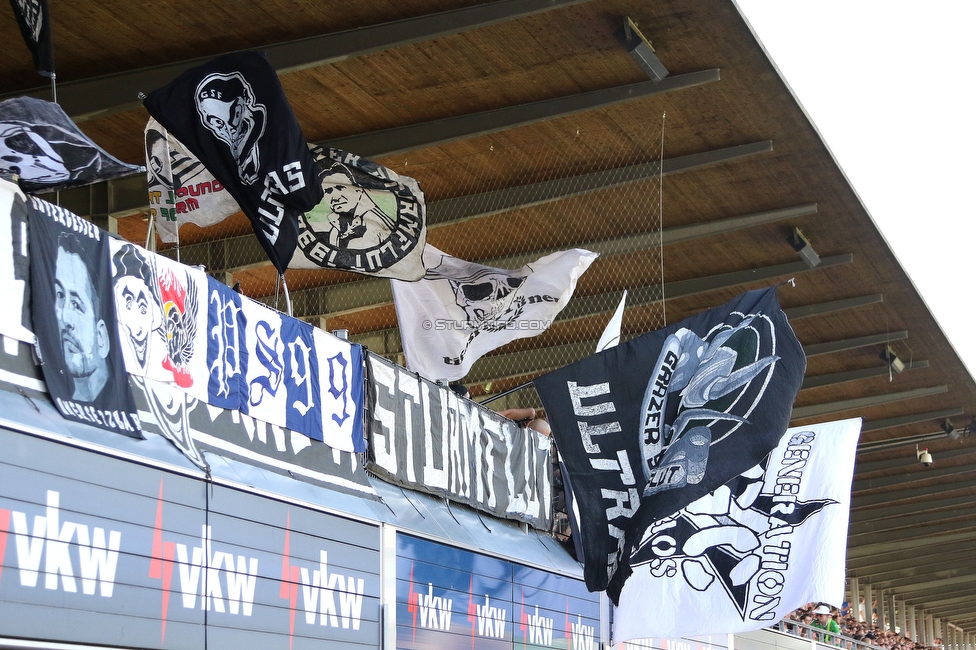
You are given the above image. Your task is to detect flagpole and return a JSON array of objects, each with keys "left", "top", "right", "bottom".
[
  {"left": 280, "top": 274, "right": 292, "bottom": 316},
  {"left": 49, "top": 72, "right": 57, "bottom": 104},
  {"left": 479, "top": 380, "right": 532, "bottom": 405}
]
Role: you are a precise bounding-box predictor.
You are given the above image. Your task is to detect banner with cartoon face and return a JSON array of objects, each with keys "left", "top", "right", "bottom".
[
  {"left": 291, "top": 145, "right": 427, "bottom": 280},
  {"left": 612, "top": 419, "right": 860, "bottom": 643},
  {"left": 533, "top": 286, "right": 806, "bottom": 601},
  {"left": 143, "top": 51, "right": 323, "bottom": 273},
  {"left": 27, "top": 197, "right": 142, "bottom": 437},
  {"left": 0, "top": 97, "right": 142, "bottom": 192},
  {"left": 144, "top": 118, "right": 241, "bottom": 244},
  {"left": 392, "top": 245, "right": 598, "bottom": 382}
]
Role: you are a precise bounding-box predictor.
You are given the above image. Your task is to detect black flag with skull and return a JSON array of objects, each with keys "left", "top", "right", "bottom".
[{"left": 144, "top": 51, "right": 323, "bottom": 273}]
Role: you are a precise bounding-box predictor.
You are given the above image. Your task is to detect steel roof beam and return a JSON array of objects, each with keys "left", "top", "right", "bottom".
[
  {"left": 848, "top": 506, "right": 976, "bottom": 538},
  {"left": 851, "top": 482, "right": 976, "bottom": 510},
  {"left": 861, "top": 407, "right": 967, "bottom": 434},
  {"left": 803, "top": 331, "right": 908, "bottom": 357},
  {"left": 2, "top": 0, "right": 594, "bottom": 121},
  {"left": 169, "top": 142, "right": 783, "bottom": 273},
  {"left": 854, "top": 463, "right": 976, "bottom": 493},
  {"left": 328, "top": 69, "right": 721, "bottom": 158},
  {"left": 791, "top": 385, "right": 947, "bottom": 420},
  {"left": 801, "top": 360, "right": 928, "bottom": 390},
  {"left": 850, "top": 493, "right": 976, "bottom": 524}
]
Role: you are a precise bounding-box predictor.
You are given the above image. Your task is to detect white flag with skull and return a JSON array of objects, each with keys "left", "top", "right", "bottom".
[{"left": 392, "top": 245, "right": 597, "bottom": 382}]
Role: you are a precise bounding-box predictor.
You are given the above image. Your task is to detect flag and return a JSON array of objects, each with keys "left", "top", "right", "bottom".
[
  {"left": 9, "top": 0, "right": 54, "bottom": 77},
  {"left": 144, "top": 118, "right": 241, "bottom": 243},
  {"left": 533, "top": 286, "right": 805, "bottom": 601},
  {"left": 612, "top": 418, "right": 861, "bottom": 643},
  {"left": 596, "top": 289, "right": 627, "bottom": 352},
  {"left": 291, "top": 145, "right": 427, "bottom": 280},
  {"left": 143, "top": 51, "right": 323, "bottom": 274},
  {"left": 27, "top": 196, "right": 141, "bottom": 437},
  {"left": 393, "top": 245, "right": 598, "bottom": 382},
  {"left": 0, "top": 97, "right": 142, "bottom": 192}
]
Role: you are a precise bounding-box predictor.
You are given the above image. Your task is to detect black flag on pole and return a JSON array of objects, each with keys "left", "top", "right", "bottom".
[
  {"left": 533, "top": 286, "right": 805, "bottom": 602},
  {"left": 9, "top": 0, "right": 54, "bottom": 77},
  {"left": 143, "top": 51, "right": 322, "bottom": 273}
]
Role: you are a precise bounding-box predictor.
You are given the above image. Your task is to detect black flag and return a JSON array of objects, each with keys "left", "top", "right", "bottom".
[
  {"left": 143, "top": 51, "right": 322, "bottom": 273},
  {"left": 0, "top": 97, "right": 142, "bottom": 192},
  {"left": 9, "top": 0, "right": 54, "bottom": 77},
  {"left": 533, "top": 286, "right": 805, "bottom": 601},
  {"left": 27, "top": 197, "right": 142, "bottom": 438}
]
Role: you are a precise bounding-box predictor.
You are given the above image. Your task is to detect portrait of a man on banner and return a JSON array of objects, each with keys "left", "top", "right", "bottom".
[{"left": 27, "top": 197, "right": 141, "bottom": 437}]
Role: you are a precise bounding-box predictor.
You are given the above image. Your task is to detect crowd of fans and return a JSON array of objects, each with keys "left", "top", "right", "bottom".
[{"left": 782, "top": 603, "right": 941, "bottom": 650}]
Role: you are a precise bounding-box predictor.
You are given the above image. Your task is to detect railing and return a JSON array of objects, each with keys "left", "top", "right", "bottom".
[{"left": 771, "top": 619, "right": 883, "bottom": 650}]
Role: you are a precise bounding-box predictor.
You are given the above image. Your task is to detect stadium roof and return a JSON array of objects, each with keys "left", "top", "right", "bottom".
[{"left": 3, "top": 0, "right": 975, "bottom": 634}]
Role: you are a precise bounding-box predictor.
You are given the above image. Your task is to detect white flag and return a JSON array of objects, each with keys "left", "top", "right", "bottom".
[
  {"left": 144, "top": 118, "right": 241, "bottom": 243},
  {"left": 612, "top": 418, "right": 861, "bottom": 644},
  {"left": 595, "top": 289, "right": 627, "bottom": 352},
  {"left": 393, "top": 245, "right": 598, "bottom": 382}
]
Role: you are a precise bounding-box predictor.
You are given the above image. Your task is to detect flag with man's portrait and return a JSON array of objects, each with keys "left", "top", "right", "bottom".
[
  {"left": 27, "top": 196, "right": 141, "bottom": 437},
  {"left": 533, "top": 286, "right": 805, "bottom": 602},
  {"left": 291, "top": 145, "right": 427, "bottom": 280},
  {"left": 143, "top": 51, "right": 322, "bottom": 274}
]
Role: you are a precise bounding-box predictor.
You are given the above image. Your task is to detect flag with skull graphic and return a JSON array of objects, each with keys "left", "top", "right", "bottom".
[
  {"left": 143, "top": 51, "right": 323, "bottom": 273},
  {"left": 612, "top": 418, "right": 860, "bottom": 642},
  {"left": 533, "top": 286, "right": 805, "bottom": 602},
  {"left": 0, "top": 97, "right": 142, "bottom": 192},
  {"left": 392, "top": 245, "right": 598, "bottom": 382}
]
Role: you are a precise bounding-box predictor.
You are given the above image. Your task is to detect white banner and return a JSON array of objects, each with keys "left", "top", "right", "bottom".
[
  {"left": 392, "top": 245, "right": 597, "bottom": 382},
  {"left": 612, "top": 418, "right": 861, "bottom": 643},
  {"left": 144, "top": 118, "right": 240, "bottom": 243}
]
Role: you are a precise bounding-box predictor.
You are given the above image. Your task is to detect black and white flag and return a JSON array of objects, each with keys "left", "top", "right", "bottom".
[
  {"left": 393, "top": 245, "right": 597, "bottom": 382},
  {"left": 0, "top": 97, "right": 142, "bottom": 192},
  {"left": 292, "top": 145, "right": 427, "bottom": 280},
  {"left": 143, "top": 51, "right": 323, "bottom": 273},
  {"left": 144, "top": 118, "right": 240, "bottom": 243},
  {"left": 27, "top": 197, "right": 141, "bottom": 437},
  {"left": 533, "top": 286, "right": 805, "bottom": 601},
  {"left": 9, "top": 0, "right": 54, "bottom": 77},
  {"left": 613, "top": 419, "right": 861, "bottom": 643}
]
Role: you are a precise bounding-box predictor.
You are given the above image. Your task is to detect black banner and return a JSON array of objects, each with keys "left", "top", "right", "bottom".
[
  {"left": 533, "top": 286, "right": 805, "bottom": 601},
  {"left": 0, "top": 97, "right": 142, "bottom": 192},
  {"left": 367, "top": 353, "right": 552, "bottom": 530},
  {"left": 143, "top": 51, "right": 323, "bottom": 274},
  {"left": 9, "top": 0, "right": 53, "bottom": 77},
  {"left": 27, "top": 196, "right": 141, "bottom": 437}
]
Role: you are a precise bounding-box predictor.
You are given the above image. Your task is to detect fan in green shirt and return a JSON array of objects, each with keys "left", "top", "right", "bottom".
[{"left": 811, "top": 605, "right": 841, "bottom": 644}]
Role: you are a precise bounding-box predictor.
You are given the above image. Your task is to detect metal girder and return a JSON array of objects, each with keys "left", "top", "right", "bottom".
[
  {"left": 856, "top": 446, "right": 976, "bottom": 474},
  {"left": 854, "top": 463, "right": 976, "bottom": 492},
  {"left": 783, "top": 294, "right": 883, "bottom": 320},
  {"left": 861, "top": 407, "right": 967, "bottom": 434},
  {"left": 801, "top": 360, "right": 928, "bottom": 390},
  {"left": 327, "top": 69, "right": 722, "bottom": 158},
  {"left": 883, "top": 570, "right": 976, "bottom": 593},
  {"left": 847, "top": 539, "right": 976, "bottom": 571},
  {"left": 847, "top": 530, "right": 976, "bottom": 558},
  {"left": 847, "top": 518, "right": 976, "bottom": 551},
  {"left": 851, "top": 481, "right": 976, "bottom": 510},
  {"left": 790, "top": 385, "right": 947, "bottom": 420},
  {"left": 169, "top": 142, "right": 784, "bottom": 273},
  {"left": 803, "top": 330, "right": 908, "bottom": 357},
  {"left": 3, "top": 0, "right": 593, "bottom": 121},
  {"left": 850, "top": 493, "right": 976, "bottom": 524},
  {"left": 848, "top": 505, "right": 976, "bottom": 538},
  {"left": 894, "top": 576, "right": 976, "bottom": 601},
  {"left": 859, "top": 557, "right": 976, "bottom": 585}
]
